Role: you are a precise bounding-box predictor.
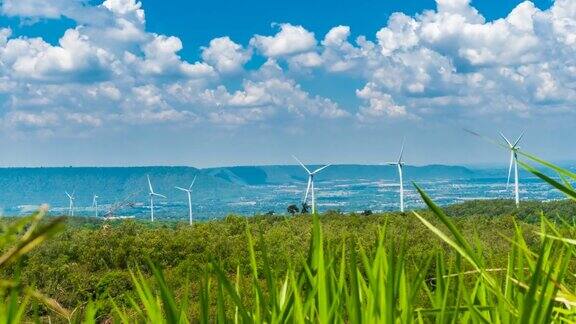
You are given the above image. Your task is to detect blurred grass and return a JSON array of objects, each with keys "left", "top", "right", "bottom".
[{"left": 0, "top": 205, "right": 69, "bottom": 322}]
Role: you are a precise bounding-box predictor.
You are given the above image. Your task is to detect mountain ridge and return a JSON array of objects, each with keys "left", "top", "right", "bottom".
[{"left": 203, "top": 164, "right": 477, "bottom": 186}]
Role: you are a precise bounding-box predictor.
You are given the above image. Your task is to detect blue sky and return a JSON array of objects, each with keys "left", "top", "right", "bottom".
[{"left": 0, "top": 0, "right": 572, "bottom": 167}]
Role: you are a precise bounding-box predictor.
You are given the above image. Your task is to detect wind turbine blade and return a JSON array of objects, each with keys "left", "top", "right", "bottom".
[
  {"left": 189, "top": 175, "right": 197, "bottom": 190},
  {"left": 398, "top": 139, "right": 405, "bottom": 163},
  {"left": 513, "top": 130, "right": 526, "bottom": 148},
  {"left": 303, "top": 176, "right": 312, "bottom": 202},
  {"left": 385, "top": 162, "right": 397, "bottom": 165},
  {"left": 147, "top": 175, "right": 153, "bottom": 193},
  {"left": 312, "top": 164, "right": 331, "bottom": 174},
  {"left": 292, "top": 155, "right": 311, "bottom": 174},
  {"left": 65, "top": 191, "right": 71, "bottom": 199},
  {"left": 153, "top": 193, "right": 167, "bottom": 198},
  {"left": 499, "top": 132, "right": 513, "bottom": 148},
  {"left": 464, "top": 129, "right": 508, "bottom": 150},
  {"left": 175, "top": 186, "right": 188, "bottom": 192},
  {"left": 506, "top": 151, "right": 514, "bottom": 188}
]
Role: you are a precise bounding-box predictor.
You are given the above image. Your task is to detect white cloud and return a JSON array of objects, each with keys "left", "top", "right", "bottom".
[
  {"left": 376, "top": 13, "right": 419, "bottom": 56},
  {"left": 319, "top": 26, "right": 363, "bottom": 73},
  {"left": 5, "top": 110, "right": 59, "bottom": 128},
  {"left": 65, "top": 112, "right": 102, "bottom": 127},
  {"left": 288, "top": 52, "right": 323, "bottom": 69},
  {"left": 201, "top": 37, "right": 251, "bottom": 74},
  {"left": 435, "top": 0, "right": 484, "bottom": 23},
  {"left": 0, "top": 0, "right": 575, "bottom": 134},
  {"left": 0, "top": 28, "right": 10, "bottom": 45},
  {"left": 4, "top": 29, "right": 114, "bottom": 82},
  {"left": 102, "top": 0, "right": 144, "bottom": 20},
  {"left": 194, "top": 76, "right": 348, "bottom": 122},
  {"left": 0, "top": 0, "right": 106, "bottom": 23},
  {"left": 356, "top": 83, "right": 409, "bottom": 121},
  {"left": 323, "top": 26, "right": 350, "bottom": 47},
  {"left": 549, "top": 0, "right": 576, "bottom": 47},
  {"left": 250, "top": 23, "right": 316, "bottom": 57},
  {"left": 416, "top": 2, "right": 543, "bottom": 68},
  {"left": 1, "top": 0, "right": 68, "bottom": 19},
  {"left": 302, "top": 0, "right": 576, "bottom": 122},
  {"left": 134, "top": 34, "right": 215, "bottom": 79},
  {"left": 0, "top": 1, "right": 348, "bottom": 134}
]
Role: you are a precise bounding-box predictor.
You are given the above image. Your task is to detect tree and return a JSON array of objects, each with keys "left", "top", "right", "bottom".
[
  {"left": 301, "top": 203, "right": 310, "bottom": 214},
  {"left": 361, "top": 209, "right": 373, "bottom": 216},
  {"left": 287, "top": 204, "right": 299, "bottom": 215}
]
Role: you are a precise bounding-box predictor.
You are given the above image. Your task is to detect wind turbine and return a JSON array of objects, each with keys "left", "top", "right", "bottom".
[
  {"left": 92, "top": 195, "right": 99, "bottom": 217},
  {"left": 500, "top": 131, "right": 525, "bottom": 207},
  {"left": 293, "top": 156, "right": 331, "bottom": 214},
  {"left": 65, "top": 191, "right": 75, "bottom": 216},
  {"left": 147, "top": 175, "right": 166, "bottom": 221},
  {"left": 175, "top": 175, "right": 197, "bottom": 226},
  {"left": 386, "top": 140, "right": 406, "bottom": 212}
]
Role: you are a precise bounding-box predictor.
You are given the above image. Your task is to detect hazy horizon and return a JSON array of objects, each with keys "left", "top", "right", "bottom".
[
  {"left": 0, "top": 160, "right": 571, "bottom": 169},
  {"left": 0, "top": 162, "right": 560, "bottom": 218}
]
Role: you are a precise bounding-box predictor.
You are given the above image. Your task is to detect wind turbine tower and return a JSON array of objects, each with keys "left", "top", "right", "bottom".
[
  {"left": 387, "top": 140, "right": 406, "bottom": 212},
  {"left": 499, "top": 131, "right": 525, "bottom": 207},
  {"left": 293, "top": 156, "right": 331, "bottom": 214},
  {"left": 147, "top": 175, "right": 166, "bottom": 221},
  {"left": 92, "top": 195, "right": 99, "bottom": 217},
  {"left": 65, "top": 191, "right": 75, "bottom": 216},
  {"left": 176, "top": 175, "right": 197, "bottom": 226}
]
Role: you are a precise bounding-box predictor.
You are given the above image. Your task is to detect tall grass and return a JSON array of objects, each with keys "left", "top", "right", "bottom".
[
  {"left": 0, "top": 206, "right": 69, "bottom": 322},
  {"left": 4, "top": 152, "right": 576, "bottom": 322}
]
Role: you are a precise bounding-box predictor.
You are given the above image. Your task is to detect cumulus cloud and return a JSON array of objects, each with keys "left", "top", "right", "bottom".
[
  {"left": 0, "top": 0, "right": 107, "bottom": 24},
  {"left": 201, "top": 37, "right": 251, "bottom": 74},
  {"left": 301, "top": 0, "right": 576, "bottom": 122},
  {"left": 356, "top": 83, "right": 409, "bottom": 121},
  {"left": 319, "top": 25, "right": 364, "bottom": 73},
  {"left": 184, "top": 61, "right": 348, "bottom": 123},
  {"left": 129, "top": 34, "right": 216, "bottom": 79},
  {"left": 250, "top": 23, "right": 317, "bottom": 57},
  {"left": 0, "top": 0, "right": 575, "bottom": 135},
  {"left": 1, "top": 0, "right": 71, "bottom": 19},
  {"left": 549, "top": 0, "right": 576, "bottom": 47},
  {"left": 288, "top": 52, "right": 323, "bottom": 69},
  {"left": 3, "top": 29, "right": 114, "bottom": 82},
  {"left": 376, "top": 14, "right": 419, "bottom": 56},
  {"left": 0, "top": 1, "right": 349, "bottom": 136}
]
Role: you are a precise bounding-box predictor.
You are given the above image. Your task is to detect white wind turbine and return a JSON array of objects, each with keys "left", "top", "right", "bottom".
[
  {"left": 500, "top": 131, "right": 525, "bottom": 207},
  {"left": 386, "top": 140, "right": 406, "bottom": 212},
  {"left": 92, "top": 195, "right": 99, "bottom": 217},
  {"left": 293, "top": 156, "right": 331, "bottom": 214},
  {"left": 175, "top": 175, "right": 197, "bottom": 226},
  {"left": 65, "top": 191, "right": 75, "bottom": 216},
  {"left": 147, "top": 175, "right": 166, "bottom": 222}
]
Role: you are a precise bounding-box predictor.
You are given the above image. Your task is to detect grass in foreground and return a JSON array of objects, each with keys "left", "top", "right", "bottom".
[{"left": 2, "top": 152, "right": 576, "bottom": 322}]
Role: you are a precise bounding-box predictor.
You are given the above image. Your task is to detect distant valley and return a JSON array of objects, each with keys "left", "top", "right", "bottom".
[{"left": 0, "top": 164, "right": 561, "bottom": 219}]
